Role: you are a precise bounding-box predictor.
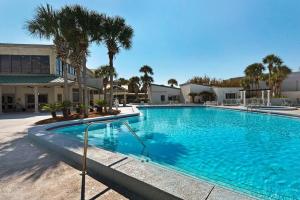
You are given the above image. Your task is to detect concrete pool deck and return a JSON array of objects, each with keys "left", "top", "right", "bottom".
[
  {"left": 28, "top": 108, "right": 257, "bottom": 200},
  {"left": 0, "top": 112, "right": 137, "bottom": 200}
]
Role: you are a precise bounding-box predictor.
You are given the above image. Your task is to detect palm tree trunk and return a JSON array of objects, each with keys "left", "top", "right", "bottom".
[
  {"left": 62, "top": 61, "right": 69, "bottom": 101},
  {"left": 103, "top": 86, "right": 107, "bottom": 113},
  {"left": 82, "top": 57, "right": 88, "bottom": 117},
  {"left": 76, "top": 68, "right": 83, "bottom": 114},
  {"left": 109, "top": 53, "right": 114, "bottom": 113}
]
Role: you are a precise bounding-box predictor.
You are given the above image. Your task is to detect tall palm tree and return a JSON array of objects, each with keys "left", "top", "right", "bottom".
[
  {"left": 139, "top": 65, "right": 153, "bottom": 76},
  {"left": 139, "top": 65, "right": 154, "bottom": 97},
  {"left": 128, "top": 76, "right": 141, "bottom": 100},
  {"left": 27, "top": 4, "right": 70, "bottom": 101},
  {"left": 95, "top": 65, "right": 116, "bottom": 113},
  {"left": 262, "top": 54, "right": 282, "bottom": 92},
  {"left": 59, "top": 5, "right": 104, "bottom": 117},
  {"left": 244, "top": 63, "right": 265, "bottom": 90},
  {"left": 271, "top": 65, "right": 291, "bottom": 96},
  {"left": 168, "top": 79, "right": 178, "bottom": 87},
  {"left": 96, "top": 16, "right": 133, "bottom": 113},
  {"left": 69, "top": 44, "right": 84, "bottom": 111}
]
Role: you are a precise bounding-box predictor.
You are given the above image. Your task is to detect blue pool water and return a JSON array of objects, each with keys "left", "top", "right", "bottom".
[{"left": 54, "top": 107, "right": 300, "bottom": 199}]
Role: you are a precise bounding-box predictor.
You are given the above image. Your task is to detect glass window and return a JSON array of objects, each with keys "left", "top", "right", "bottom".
[
  {"left": 57, "top": 94, "right": 62, "bottom": 102},
  {"left": 38, "top": 94, "right": 48, "bottom": 104},
  {"left": 11, "top": 55, "right": 22, "bottom": 73},
  {"left": 225, "top": 93, "right": 236, "bottom": 99},
  {"left": 72, "top": 88, "right": 79, "bottom": 103},
  {"left": 21, "top": 55, "right": 31, "bottom": 73},
  {"left": 0, "top": 55, "right": 11, "bottom": 73},
  {"left": 40, "top": 56, "right": 50, "bottom": 74},
  {"left": 161, "top": 95, "right": 165, "bottom": 102},
  {"left": 31, "top": 56, "right": 41, "bottom": 73}
]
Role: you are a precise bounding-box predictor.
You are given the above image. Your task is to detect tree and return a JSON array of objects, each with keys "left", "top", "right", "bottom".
[
  {"left": 128, "top": 76, "right": 141, "bottom": 100},
  {"left": 262, "top": 54, "right": 282, "bottom": 91},
  {"left": 27, "top": 4, "right": 70, "bottom": 102},
  {"left": 168, "top": 79, "right": 178, "bottom": 87},
  {"left": 117, "top": 78, "right": 129, "bottom": 86},
  {"left": 59, "top": 5, "right": 104, "bottom": 117},
  {"left": 244, "top": 63, "right": 265, "bottom": 90},
  {"left": 139, "top": 65, "right": 154, "bottom": 98},
  {"left": 96, "top": 16, "right": 133, "bottom": 113},
  {"left": 95, "top": 65, "right": 116, "bottom": 113},
  {"left": 271, "top": 65, "right": 291, "bottom": 96}
]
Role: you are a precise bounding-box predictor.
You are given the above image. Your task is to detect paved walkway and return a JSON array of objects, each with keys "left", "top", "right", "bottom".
[{"left": 0, "top": 112, "right": 131, "bottom": 200}]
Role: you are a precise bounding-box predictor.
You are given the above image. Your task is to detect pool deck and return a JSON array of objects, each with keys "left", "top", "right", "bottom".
[
  {"left": 211, "top": 105, "right": 300, "bottom": 118},
  {"left": 0, "top": 112, "right": 139, "bottom": 200},
  {"left": 28, "top": 107, "right": 257, "bottom": 200}
]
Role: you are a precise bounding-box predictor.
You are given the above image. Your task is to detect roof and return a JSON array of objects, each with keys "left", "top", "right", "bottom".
[
  {"left": 0, "top": 43, "right": 55, "bottom": 48},
  {"left": 0, "top": 75, "right": 73, "bottom": 85},
  {"left": 151, "top": 84, "right": 180, "bottom": 90}
]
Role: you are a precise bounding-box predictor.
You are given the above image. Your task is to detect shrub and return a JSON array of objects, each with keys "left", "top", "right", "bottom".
[
  {"left": 42, "top": 103, "right": 61, "bottom": 118},
  {"left": 95, "top": 99, "right": 107, "bottom": 113},
  {"left": 61, "top": 100, "right": 72, "bottom": 118}
]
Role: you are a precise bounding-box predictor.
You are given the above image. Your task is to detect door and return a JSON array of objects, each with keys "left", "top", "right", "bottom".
[{"left": 2, "top": 94, "right": 16, "bottom": 112}]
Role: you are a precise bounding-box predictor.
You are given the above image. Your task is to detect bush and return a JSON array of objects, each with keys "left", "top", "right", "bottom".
[
  {"left": 61, "top": 100, "right": 72, "bottom": 118},
  {"left": 95, "top": 99, "right": 107, "bottom": 113},
  {"left": 42, "top": 103, "right": 61, "bottom": 118}
]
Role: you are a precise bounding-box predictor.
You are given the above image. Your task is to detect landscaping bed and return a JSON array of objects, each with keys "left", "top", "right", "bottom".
[{"left": 35, "top": 110, "right": 121, "bottom": 125}]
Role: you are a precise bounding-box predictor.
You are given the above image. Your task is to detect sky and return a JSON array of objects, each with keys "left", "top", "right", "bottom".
[{"left": 1, "top": 0, "right": 300, "bottom": 84}]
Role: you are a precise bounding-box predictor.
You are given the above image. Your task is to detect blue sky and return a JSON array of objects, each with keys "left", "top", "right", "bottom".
[{"left": 1, "top": 0, "right": 300, "bottom": 84}]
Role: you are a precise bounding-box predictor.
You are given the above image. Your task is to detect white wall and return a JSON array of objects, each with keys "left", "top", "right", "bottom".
[
  {"left": 180, "top": 84, "right": 212, "bottom": 103},
  {"left": 212, "top": 87, "right": 242, "bottom": 104},
  {"left": 149, "top": 84, "right": 181, "bottom": 104}
]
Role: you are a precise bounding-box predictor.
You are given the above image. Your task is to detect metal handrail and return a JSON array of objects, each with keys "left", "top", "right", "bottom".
[
  {"left": 80, "top": 120, "right": 147, "bottom": 200},
  {"left": 122, "top": 121, "right": 146, "bottom": 147},
  {"left": 81, "top": 120, "right": 114, "bottom": 200}
]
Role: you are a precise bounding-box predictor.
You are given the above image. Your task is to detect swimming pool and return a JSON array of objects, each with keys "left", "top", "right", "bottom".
[{"left": 53, "top": 107, "right": 300, "bottom": 199}]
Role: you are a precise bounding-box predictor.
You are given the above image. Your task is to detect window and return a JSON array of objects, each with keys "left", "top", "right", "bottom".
[
  {"left": 72, "top": 89, "right": 79, "bottom": 103},
  {"left": 0, "top": 55, "right": 11, "bottom": 73},
  {"left": 0, "top": 55, "right": 49, "bottom": 74},
  {"left": 57, "top": 94, "right": 62, "bottom": 102},
  {"left": 225, "top": 93, "right": 236, "bottom": 99},
  {"left": 38, "top": 94, "right": 48, "bottom": 104},
  {"left": 11, "top": 55, "right": 22, "bottom": 73},
  {"left": 161, "top": 95, "right": 165, "bottom": 102},
  {"left": 40, "top": 56, "right": 50, "bottom": 74},
  {"left": 21, "top": 55, "right": 31, "bottom": 73}
]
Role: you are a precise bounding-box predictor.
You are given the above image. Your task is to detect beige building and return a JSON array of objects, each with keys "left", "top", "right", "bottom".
[{"left": 0, "top": 43, "right": 102, "bottom": 113}]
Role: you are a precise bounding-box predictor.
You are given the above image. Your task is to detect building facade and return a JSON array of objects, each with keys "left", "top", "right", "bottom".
[
  {"left": 148, "top": 84, "right": 181, "bottom": 104},
  {"left": 0, "top": 43, "right": 102, "bottom": 113}
]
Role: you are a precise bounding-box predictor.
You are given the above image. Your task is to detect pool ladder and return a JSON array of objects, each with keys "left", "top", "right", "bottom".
[{"left": 81, "top": 120, "right": 147, "bottom": 200}]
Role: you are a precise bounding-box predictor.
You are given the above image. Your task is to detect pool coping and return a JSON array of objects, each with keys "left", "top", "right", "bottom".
[{"left": 28, "top": 109, "right": 256, "bottom": 200}]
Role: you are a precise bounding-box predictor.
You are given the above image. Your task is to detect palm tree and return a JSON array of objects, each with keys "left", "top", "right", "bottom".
[
  {"left": 139, "top": 65, "right": 154, "bottom": 97},
  {"left": 128, "top": 76, "right": 141, "bottom": 100},
  {"left": 59, "top": 5, "right": 104, "bottom": 117},
  {"left": 27, "top": 4, "right": 70, "bottom": 101},
  {"left": 262, "top": 54, "right": 283, "bottom": 91},
  {"left": 96, "top": 16, "right": 133, "bottom": 113},
  {"left": 69, "top": 44, "right": 84, "bottom": 113},
  {"left": 95, "top": 65, "right": 116, "bottom": 113},
  {"left": 271, "top": 65, "right": 291, "bottom": 96},
  {"left": 117, "top": 78, "right": 129, "bottom": 86},
  {"left": 168, "top": 79, "right": 178, "bottom": 87},
  {"left": 139, "top": 65, "right": 153, "bottom": 76},
  {"left": 244, "top": 63, "right": 265, "bottom": 90}
]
